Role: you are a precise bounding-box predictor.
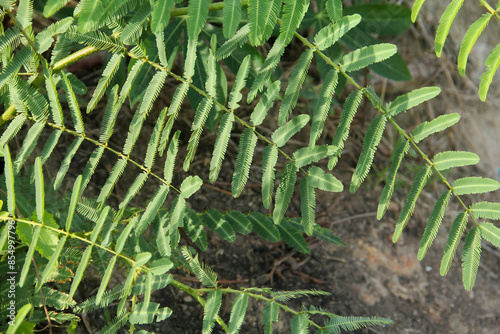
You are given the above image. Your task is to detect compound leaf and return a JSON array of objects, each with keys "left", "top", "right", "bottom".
[
  {"left": 228, "top": 293, "right": 249, "bottom": 334},
  {"left": 452, "top": 177, "right": 500, "bottom": 195},
  {"left": 232, "top": 128, "right": 258, "bottom": 197},
  {"left": 273, "top": 162, "right": 297, "bottom": 225},
  {"left": 341, "top": 44, "right": 397, "bottom": 73},
  {"left": 418, "top": 190, "right": 452, "bottom": 260},
  {"left": 461, "top": 227, "right": 481, "bottom": 291},
  {"left": 435, "top": 0, "right": 464, "bottom": 57},
  {"left": 432, "top": 151, "right": 479, "bottom": 171},
  {"left": 479, "top": 222, "right": 500, "bottom": 248},
  {"left": 440, "top": 211, "right": 468, "bottom": 276},
  {"left": 393, "top": 165, "right": 432, "bottom": 242}
]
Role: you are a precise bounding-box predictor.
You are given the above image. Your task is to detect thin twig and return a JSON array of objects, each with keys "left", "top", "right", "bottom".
[{"left": 31, "top": 258, "right": 53, "bottom": 334}]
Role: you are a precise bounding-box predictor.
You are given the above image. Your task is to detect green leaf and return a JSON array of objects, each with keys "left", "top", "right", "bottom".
[
  {"left": 184, "top": 209, "right": 208, "bottom": 251},
  {"left": 209, "top": 113, "right": 235, "bottom": 183},
  {"left": 69, "top": 246, "right": 92, "bottom": 298},
  {"left": 225, "top": 210, "right": 252, "bottom": 235},
  {"left": 432, "top": 151, "right": 479, "bottom": 171},
  {"left": 123, "top": 70, "right": 167, "bottom": 155},
  {"left": 169, "top": 197, "right": 186, "bottom": 247},
  {"left": 6, "top": 304, "right": 33, "bottom": 334},
  {"left": 0, "top": 27, "right": 21, "bottom": 55},
  {"left": 80, "top": 146, "right": 105, "bottom": 194},
  {"left": 0, "top": 114, "right": 27, "bottom": 148},
  {"left": 216, "top": 24, "right": 250, "bottom": 60},
  {"left": 262, "top": 144, "right": 279, "bottom": 209},
  {"left": 479, "top": 43, "right": 500, "bottom": 101},
  {"left": 277, "top": 220, "right": 310, "bottom": 254},
  {"left": 393, "top": 165, "right": 432, "bottom": 242},
  {"left": 137, "top": 184, "right": 169, "bottom": 236},
  {"left": 440, "top": 212, "right": 468, "bottom": 276},
  {"left": 3, "top": 146, "right": 15, "bottom": 215},
  {"left": 87, "top": 54, "right": 123, "bottom": 113},
  {"left": 293, "top": 145, "right": 335, "bottom": 169},
  {"left": 182, "top": 246, "right": 218, "bottom": 288},
  {"left": 343, "top": 4, "right": 412, "bottom": 36},
  {"left": 469, "top": 202, "right": 500, "bottom": 220},
  {"left": 377, "top": 140, "right": 410, "bottom": 220},
  {"left": 19, "top": 225, "right": 41, "bottom": 286},
  {"left": 309, "top": 69, "right": 339, "bottom": 145},
  {"left": 248, "top": 212, "right": 280, "bottom": 242},
  {"left": 60, "top": 71, "right": 85, "bottom": 133},
  {"left": 248, "top": 38, "right": 285, "bottom": 102},
  {"left": 223, "top": 0, "right": 242, "bottom": 38},
  {"left": 479, "top": 222, "right": 500, "bottom": 248},
  {"left": 187, "top": 0, "right": 210, "bottom": 41},
  {"left": 411, "top": 0, "right": 426, "bottom": 22},
  {"left": 203, "top": 289, "right": 223, "bottom": 334},
  {"left": 129, "top": 302, "right": 159, "bottom": 325},
  {"left": 272, "top": 114, "right": 310, "bottom": 147},
  {"left": 115, "top": 217, "right": 137, "bottom": 253},
  {"left": 37, "top": 235, "right": 67, "bottom": 292},
  {"left": 307, "top": 166, "right": 343, "bottom": 192},
  {"left": 96, "top": 256, "right": 117, "bottom": 304},
  {"left": 202, "top": 209, "right": 236, "bottom": 242},
  {"left": 228, "top": 293, "right": 249, "bottom": 334},
  {"left": 16, "top": 0, "right": 33, "bottom": 29},
  {"left": 280, "top": 0, "right": 309, "bottom": 46},
  {"left": 341, "top": 44, "right": 397, "bottom": 73},
  {"left": 232, "top": 128, "right": 258, "bottom": 197},
  {"left": 35, "top": 17, "right": 74, "bottom": 53},
  {"left": 279, "top": 48, "right": 314, "bottom": 125},
  {"left": 326, "top": 0, "right": 343, "bottom": 23},
  {"left": 299, "top": 176, "right": 316, "bottom": 236},
  {"left": 341, "top": 30, "right": 412, "bottom": 81},
  {"left": 250, "top": 81, "right": 280, "bottom": 126},
  {"left": 387, "top": 87, "right": 441, "bottom": 117},
  {"left": 151, "top": 0, "right": 175, "bottom": 34},
  {"left": 273, "top": 162, "right": 297, "bottom": 225},
  {"left": 180, "top": 176, "right": 203, "bottom": 199},
  {"left": 458, "top": 13, "right": 492, "bottom": 76},
  {"left": 120, "top": 2, "right": 151, "bottom": 44},
  {"left": 14, "top": 123, "right": 45, "bottom": 174},
  {"left": 118, "top": 172, "right": 148, "bottom": 209},
  {"left": 328, "top": 89, "right": 363, "bottom": 169},
  {"left": 461, "top": 227, "right": 481, "bottom": 291},
  {"left": 77, "top": 0, "right": 102, "bottom": 33},
  {"left": 411, "top": 113, "right": 460, "bottom": 143},
  {"left": 34, "top": 158, "right": 45, "bottom": 222},
  {"left": 350, "top": 115, "right": 387, "bottom": 193},
  {"left": 262, "top": 301, "right": 279, "bottom": 334},
  {"left": 97, "top": 158, "right": 128, "bottom": 202},
  {"left": 144, "top": 107, "right": 168, "bottom": 170},
  {"left": 326, "top": 315, "right": 394, "bottom": 333},
  {"left": 452, "top": 177, "right": 500, "bottom": 195},
  {"left": 65, "top": 175, "right": 82, "bottom": 232},
  {"left": 0, "top": 46, "right": 31, "bottom": 91},
  {"left": 54, "top": 137, "right": 84, "bottom": 190},
  {"left": 164, "top": 130, "right": 180, "bottom": 184},
  {"left": 43, "top": 0, "right": 71, "bottom": 17},
  {"left": 248, "top": 0, "right": 281, "bottom": 46},
  {"left": 418, "top": 190, "right": 452, "bottom": 260},
  {"left": 435, "top": 0, "right": 464, "bottom": 57},
  {"left": 290, "top": 313, "right": 309, "bottom": 334}
]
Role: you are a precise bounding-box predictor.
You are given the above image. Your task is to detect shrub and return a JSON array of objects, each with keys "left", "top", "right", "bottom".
[{"left": 0, "top": 0, "right": 499, "bottom": 333}]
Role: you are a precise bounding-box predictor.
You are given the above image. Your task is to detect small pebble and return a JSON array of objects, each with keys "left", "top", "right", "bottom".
[{"left": 426, "top": 266, "right": 432, "bottom": 272}]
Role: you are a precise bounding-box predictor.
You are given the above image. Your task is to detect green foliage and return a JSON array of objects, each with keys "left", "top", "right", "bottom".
[
  {"left": 0, "top": 1, "right": 499, "bottom": 333},
  {"left": 412, "top": 0, "right": 500, "bottom": 101}
]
